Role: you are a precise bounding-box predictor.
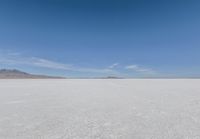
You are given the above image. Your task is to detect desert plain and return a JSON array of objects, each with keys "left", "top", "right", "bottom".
[{"left": 0, "top": 79, "right": 200, "bottom": 139}]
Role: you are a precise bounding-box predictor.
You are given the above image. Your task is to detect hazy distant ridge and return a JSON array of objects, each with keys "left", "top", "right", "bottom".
[{"left": 0, "top": 69, "right": 64, "bottom": 79}]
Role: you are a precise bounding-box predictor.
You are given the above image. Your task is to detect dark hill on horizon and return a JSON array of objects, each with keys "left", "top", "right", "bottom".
[{"left": 0, "top": 69, "right": 65, "bottom": 79}]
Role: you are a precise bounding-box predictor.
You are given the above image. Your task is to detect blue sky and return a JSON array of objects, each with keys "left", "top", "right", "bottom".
[{"left": 0, "top": 0, "right": 200, "bottom": 77}]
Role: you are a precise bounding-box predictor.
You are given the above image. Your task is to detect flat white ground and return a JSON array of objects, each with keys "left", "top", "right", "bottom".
[{"left": 0, "top": 79, "right": 200, "bottom": 139}]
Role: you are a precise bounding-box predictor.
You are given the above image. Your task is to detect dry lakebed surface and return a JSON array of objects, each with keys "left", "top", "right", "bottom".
[{"left": 0, "top": 79, "right": 200, "bottom": 139}]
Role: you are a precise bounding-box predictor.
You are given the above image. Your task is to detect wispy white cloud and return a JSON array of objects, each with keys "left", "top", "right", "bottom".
[
  {"left": 7, "top": 52, "right": 21, "bottom": 56},
  {"left": 0, "top": 53, "right": 117, "bottom": 75},
  {"left": 108, "top": 63, "right": 119, "bottom": 69},
  {"left": 29, "top": 58, "right": 118, "bottom": 74},
  {"left": 29, "top": 57, "right": 72, "bottom": 70},
  {"left": 125, "top": 64, "right": 156, "bottom": 74},
  {"left": 0, "top": 51, "right": 157, "bottom": 77}
]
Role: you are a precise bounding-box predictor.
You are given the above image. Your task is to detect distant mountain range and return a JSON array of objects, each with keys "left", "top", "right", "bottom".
[
  {"left": 0, "top": 69, "right": 65, "bottom": 79},
  {"left": 2, "top": 69, "right": 199, "bottom": 79}
]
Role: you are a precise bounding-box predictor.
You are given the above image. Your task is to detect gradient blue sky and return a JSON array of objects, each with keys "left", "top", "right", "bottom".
[{"left": 0, "top": 0, "right": 200, "bottom": 77}]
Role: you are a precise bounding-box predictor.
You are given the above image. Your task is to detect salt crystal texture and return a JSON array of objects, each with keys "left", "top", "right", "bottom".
[{"left": 0, "top": 79, "right": 200, "bottom": 139}]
